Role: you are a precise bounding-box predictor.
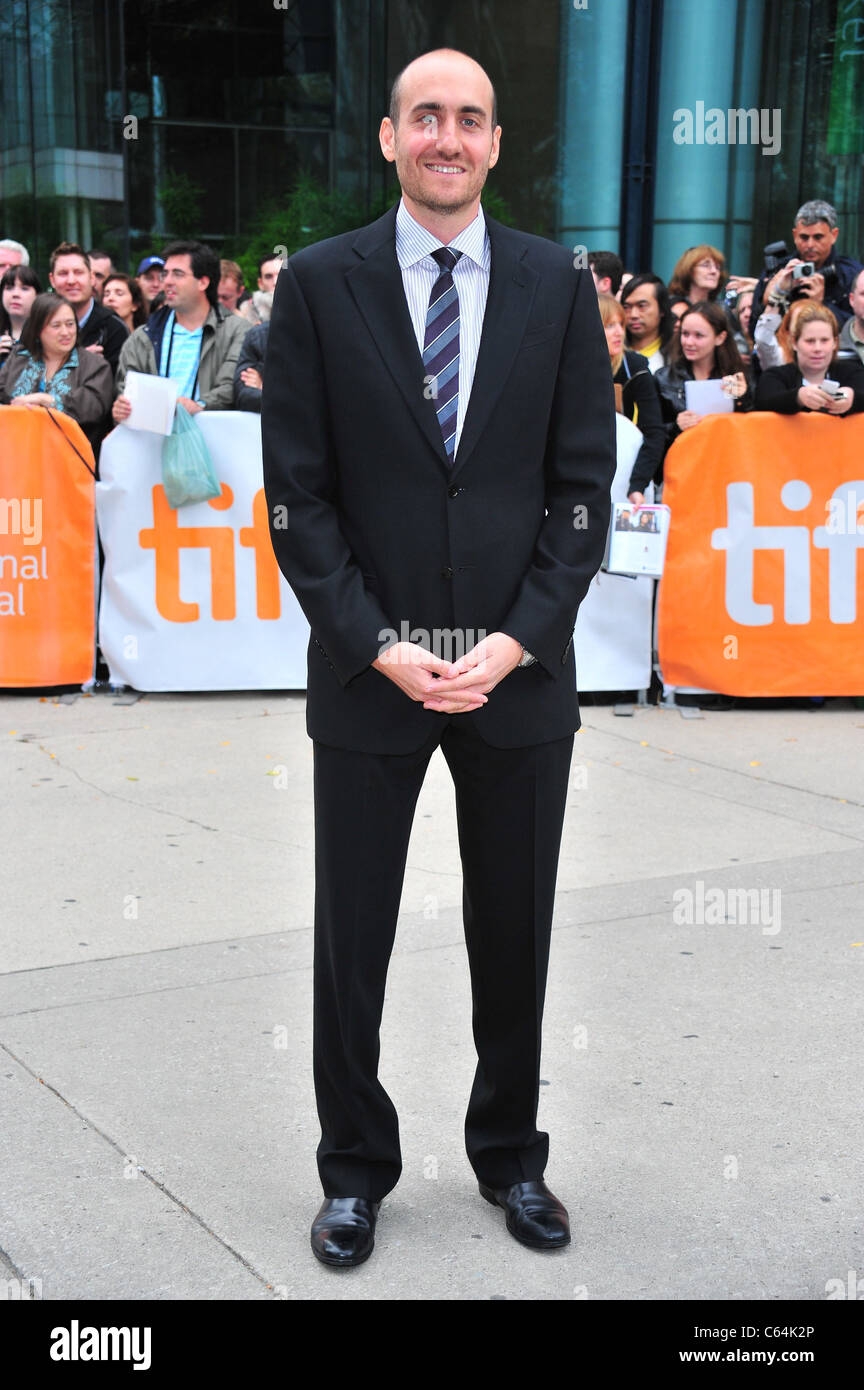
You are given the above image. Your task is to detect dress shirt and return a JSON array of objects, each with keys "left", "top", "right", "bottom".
[{"left": 395, "top": 197, "right": 490, "bottom": 455}]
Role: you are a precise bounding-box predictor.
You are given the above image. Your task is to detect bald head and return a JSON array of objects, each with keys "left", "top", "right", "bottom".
[
  {"left": 379, "top": 48, "right": 501, "bottom": 237},
  {"left": 389, "top": 48, "right": 497, "bottom": 129}
]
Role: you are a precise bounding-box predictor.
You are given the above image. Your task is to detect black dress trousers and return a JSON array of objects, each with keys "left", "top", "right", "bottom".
[{"left": 311, "top": 714, "right": 574, "bottom": 1200}]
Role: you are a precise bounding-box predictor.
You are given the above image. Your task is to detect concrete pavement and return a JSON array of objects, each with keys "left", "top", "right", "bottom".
[{"left": 1, "top": 688, "right": 862, "bottom": 1300}]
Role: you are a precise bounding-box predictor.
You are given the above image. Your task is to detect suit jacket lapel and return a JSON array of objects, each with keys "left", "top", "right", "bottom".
[
  {"left": 345, "top": 205, "right": 539, "bottom": 476},
  {"left": 346, "top": 206, "right": 450, "bottom": 469},
  {"left": 451, "top": 216, "right": 538, "bottom": 477}
]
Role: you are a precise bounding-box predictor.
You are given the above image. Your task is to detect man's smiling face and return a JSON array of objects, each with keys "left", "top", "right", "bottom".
[{"left": 379, "top": 51, "right": 500, "bottom": 221}]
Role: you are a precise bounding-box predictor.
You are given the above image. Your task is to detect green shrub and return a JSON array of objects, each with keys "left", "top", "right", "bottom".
[{"left": 225, "top": 171, "right": 515, "bottom": 286}]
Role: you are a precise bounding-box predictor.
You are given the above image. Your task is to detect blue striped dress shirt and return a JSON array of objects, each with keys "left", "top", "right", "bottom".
[{"left": 394, "top": 198, "right": 491, "bottom": 456}]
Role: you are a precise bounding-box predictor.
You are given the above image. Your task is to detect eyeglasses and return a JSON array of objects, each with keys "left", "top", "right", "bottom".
[{"left": 159, "top": 268, "right": 193, "bottom": 281}]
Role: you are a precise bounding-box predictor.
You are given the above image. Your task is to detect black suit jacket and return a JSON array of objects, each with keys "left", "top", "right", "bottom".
[
  {"left": 261, "top": 203, "right": 616, "bottom": 753},
  {"left": 78, "top": 300, "right": 129, "bottom": 375}
]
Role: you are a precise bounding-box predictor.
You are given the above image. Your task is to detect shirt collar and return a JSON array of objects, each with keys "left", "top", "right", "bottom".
[
  {"left": 77, "top": 298, "right": 94, "bottom": 329},
  {"left": 166, "top": 308, "right": 205, "bottom": 336},
  {"left": 395, "top": 197, "right": 489, "bottom": 272}
]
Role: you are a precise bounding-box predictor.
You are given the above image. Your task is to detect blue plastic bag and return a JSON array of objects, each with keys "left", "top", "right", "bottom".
[{"left": 161, "top": 403, "right": 221, "bottom": 508}]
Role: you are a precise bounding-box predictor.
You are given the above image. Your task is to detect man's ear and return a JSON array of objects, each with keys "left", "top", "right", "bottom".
[
  {"left": 379, "top": 117, "right": 396, "bottom": 163},
  {"left": 487, "top": 124, "right": 502, "bottom": 170}
]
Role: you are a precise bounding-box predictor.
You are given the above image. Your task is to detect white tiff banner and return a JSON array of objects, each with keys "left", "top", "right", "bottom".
[
  {"left": 572, "top": 413, "right": 655, "bottom": 691},
  {"left": 96, "top": 412, "right": 309, "bottom": 690},
  {"left": 96, "top": 411, "right": 654, "bottom": 692}
]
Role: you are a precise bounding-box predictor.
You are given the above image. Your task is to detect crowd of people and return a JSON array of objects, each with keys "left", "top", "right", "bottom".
[
  {"left": 1, "top": 197, "right": 863, "bottom": 696},
  {"left": 1, "top": 193, "right": 864, "bottom": 500},
  {"left": 1, "top": 197, "right": 863, "bottom": 499},
  {"left": 587, "top": 199, "right": 864, "bottom": 504},
  {"left": 0, "top": 238, "right": 283, "bottom": 458}
]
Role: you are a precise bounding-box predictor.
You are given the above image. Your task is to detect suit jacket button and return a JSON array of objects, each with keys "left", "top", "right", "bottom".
[
  {"left": 447, "top": 485, "right": 459, "bottom": 498},
  {"left": 441, "top": 566, "right": 453, "bottom": 579}
]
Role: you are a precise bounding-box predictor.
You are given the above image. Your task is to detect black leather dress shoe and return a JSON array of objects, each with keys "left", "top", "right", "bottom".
[
  {"left": 479, "top": 1179, "right": 570, "bottom": 1250},
  {"left": 310, "top": 1196, "right": 380, "bottom": 1268}
]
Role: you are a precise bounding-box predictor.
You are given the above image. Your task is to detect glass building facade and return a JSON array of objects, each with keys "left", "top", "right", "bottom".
[{"left": 1, "top": 0, "right": 861, "bottom": 280}]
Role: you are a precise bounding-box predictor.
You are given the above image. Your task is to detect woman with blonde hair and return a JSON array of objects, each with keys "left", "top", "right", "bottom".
[
  {"left": 598, "top": 293, "right": 666, "bottom": 505},
  {"left": 669, "top": 245, "right": 728, "bottom": 304},
  {"left": 751, "top": 295, "right": 811, "bottom": 372},
  {"left": 754, "top": 303, "right": 864, "bottom": 414}
]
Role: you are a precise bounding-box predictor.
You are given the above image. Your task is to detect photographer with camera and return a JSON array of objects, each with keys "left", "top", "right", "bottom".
[{"left": 751, "top": 200, "right": 862, "bottom": 330}]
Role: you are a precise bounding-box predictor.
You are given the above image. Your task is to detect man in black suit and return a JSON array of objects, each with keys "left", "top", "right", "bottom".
[
  {"left": 262, "top": 48, "right": 616, "bottom": 1268},
  {"left": 48, "top": 242, "right": 129, "bottom": 374}
]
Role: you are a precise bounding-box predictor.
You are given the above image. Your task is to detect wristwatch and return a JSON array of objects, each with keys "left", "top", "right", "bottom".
[{"left": 518, "top": 646, "right": 537, "bottom": 668}]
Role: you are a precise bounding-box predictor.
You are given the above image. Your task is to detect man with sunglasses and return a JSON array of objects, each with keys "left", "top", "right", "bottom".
[{"left": 112, "top": 241, "right": 250, "bottom": 424}]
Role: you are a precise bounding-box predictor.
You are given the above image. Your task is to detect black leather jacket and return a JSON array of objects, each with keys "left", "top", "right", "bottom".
[{"left": 654, "top": 361, "right": 753, "bottom": 444}]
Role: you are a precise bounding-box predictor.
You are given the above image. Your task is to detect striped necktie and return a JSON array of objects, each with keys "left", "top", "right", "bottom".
[{"left": 423, "top": 247, "right": 463, "bottom": 464}]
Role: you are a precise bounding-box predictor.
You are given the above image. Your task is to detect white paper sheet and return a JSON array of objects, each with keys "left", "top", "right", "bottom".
[
  {"left": 684, "top": 378, "right": 734, "bottom": 416},
  {"left": 123, "top": 370, "right": 179, "bottom": 435}
]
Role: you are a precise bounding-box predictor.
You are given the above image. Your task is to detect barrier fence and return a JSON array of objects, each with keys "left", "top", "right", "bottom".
[
  {"left": 2, "top": 408, "right": 862, "bottom": 695},
  {"left": 657, "top": 414, "right": 864, "bottom": 696},
  {"left": 0, "top": 406, "right": 96, "bottom": 688}
]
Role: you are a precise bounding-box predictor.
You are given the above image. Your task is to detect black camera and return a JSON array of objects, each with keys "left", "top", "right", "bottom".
[
  {"left": 789, "top": 260, "right": 837, "bottom": 300},
  {"left": 764, "top": 239, "right": 838, "bottom": 300},
  {"left": 763, "top": 240, "right": 789, "bottom": 274}
]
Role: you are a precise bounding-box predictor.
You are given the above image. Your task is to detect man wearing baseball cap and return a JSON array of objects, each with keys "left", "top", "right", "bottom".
[{"left": 136, "top": 256, "right": 165, "bottom": 311}]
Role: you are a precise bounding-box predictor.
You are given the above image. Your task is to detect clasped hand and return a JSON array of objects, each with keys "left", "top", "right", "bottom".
[
  {"left": 10, "top": 392, "right": 55, "bottom": 408},
  {"left": 372, "top": 632, "right": 524, "bottom": 714}
]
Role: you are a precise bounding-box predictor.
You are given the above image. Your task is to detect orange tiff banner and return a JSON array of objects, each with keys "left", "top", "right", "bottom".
[
  {"left": 658, "top": 413, "right": 864, "bottom": 695},
  {"left": 0, "top": 407, "right": 96, "bottom": 687}
]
